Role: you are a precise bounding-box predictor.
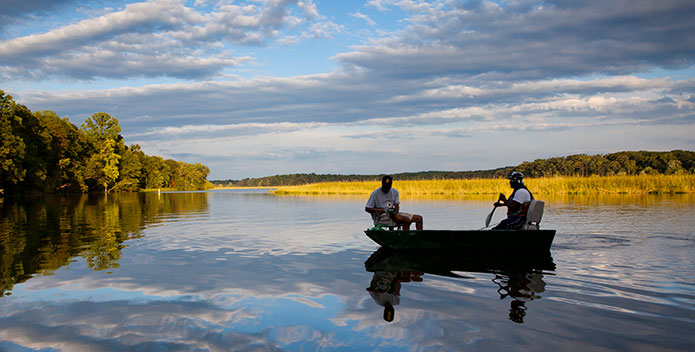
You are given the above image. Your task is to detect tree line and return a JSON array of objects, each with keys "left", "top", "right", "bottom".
[
  {"left": 1, "top": 90, "right": 210, "bottom": 194},
  {"left": 512, "top": 151, "right": 694, "bottom": 178},
  {"left": 215, "top": 150, "right": 694, "bottom": 187}
]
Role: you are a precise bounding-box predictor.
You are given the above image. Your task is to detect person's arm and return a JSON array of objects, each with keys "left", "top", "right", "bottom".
[
  {"left": 365, "top": 193, "right": 381, "bottom": 214},
  {"left": 366, "top": 206, "right": 385, "bottom": 214},
  {"left": 506, "top": 199, "right": 522, "bottom": 213},
  {"left": 495, "top": 193, "right": 508, "bottom": 207},
  {"left": 367, "top": 203, "right": 398, "bottom": 220}
]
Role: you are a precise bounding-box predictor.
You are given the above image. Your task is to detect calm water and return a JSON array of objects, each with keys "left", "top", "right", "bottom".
[{"left": 0, "top": 190, "right": 693, "bottom": 351}]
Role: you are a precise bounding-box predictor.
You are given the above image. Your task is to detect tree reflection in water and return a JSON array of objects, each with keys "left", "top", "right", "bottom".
[
  {"left": 364, "top": 247, "right": 553, "bottom": 323},
  {"left": 0, "top": 192, "right": 208, "bottom": 296}
]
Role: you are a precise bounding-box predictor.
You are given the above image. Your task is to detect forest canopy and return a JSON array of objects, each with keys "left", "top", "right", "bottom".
[{"left": 1, "top": 90, "right": 209, "bottom": 194}]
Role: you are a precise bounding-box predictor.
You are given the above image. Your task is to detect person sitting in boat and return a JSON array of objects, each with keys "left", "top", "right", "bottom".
[
  {"left": 492, "top": 171, "right": 533, "bottom": 230},
  {"left": 365, "top": 175, "right": 424, "bottom": 230}
]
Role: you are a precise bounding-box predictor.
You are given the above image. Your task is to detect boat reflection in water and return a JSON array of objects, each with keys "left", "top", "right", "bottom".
[{"left": 364, "top": 247, "right": 555, "bottom": 324}]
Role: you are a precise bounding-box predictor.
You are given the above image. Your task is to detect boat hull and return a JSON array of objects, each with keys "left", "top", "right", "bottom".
[
  {"left": 364, "top": 228, "right": 556, "bottom": 253},
  {"left": 364, "top": 247, "right": 556, "bottom": 277}
]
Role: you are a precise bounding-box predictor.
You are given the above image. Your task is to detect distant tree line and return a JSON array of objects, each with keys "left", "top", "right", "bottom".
[
  {"left": 0, "top": 90, "right": 210, "bottom": 194},
  {"left": 214, "top": 150, "right": 694, "bottom": 187},
  {"left": 512, "top": 151, "right": 694, "bottom": 178}
]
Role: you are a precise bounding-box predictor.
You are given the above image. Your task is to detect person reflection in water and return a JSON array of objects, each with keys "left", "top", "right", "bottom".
[
  {"left": 366, "top": 270, "right": 423, "bottom": 322},
  {"left": 493, "top": 271, "right": 546, "bottom": 323}
]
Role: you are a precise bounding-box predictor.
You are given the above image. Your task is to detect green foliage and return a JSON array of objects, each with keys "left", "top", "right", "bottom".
[
  {"left": 514, "top": 151, "right": 695, "bottom": 178},
  {"left": 116, "top": 144, "right": 144, "bottom": 191},
  {"left": 101, "top": 139, "right": 121, "bottom": 192},
  {"left": 81, "top": 112, "right": 122, "bottom": 145},
  {"left": 0, "top": 91, "right": 210, "bottom": 194},
  {"left": 170, "top": 162, "right": 210, "bottom": 191},
  {"left": 0, "top": 91, "right": 28, "bottom": 188},
  {"left": 34, "top": 110, "right": 90, "bottom": 192},
  {"left": 142, "top": 155, "right": 167, "bottom": 189}
]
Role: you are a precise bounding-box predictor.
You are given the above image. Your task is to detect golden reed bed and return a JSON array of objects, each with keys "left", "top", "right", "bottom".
[{"left": 270, "top": 174, "right": 695, "bottom": 196}]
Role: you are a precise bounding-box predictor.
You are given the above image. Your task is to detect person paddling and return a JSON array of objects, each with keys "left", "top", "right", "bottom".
[
  {"left": 365, "top": 175, "right": 424, "bottom": 230},
  {"left": 492, "top": 171, "right": 533, "bottom": 230}
]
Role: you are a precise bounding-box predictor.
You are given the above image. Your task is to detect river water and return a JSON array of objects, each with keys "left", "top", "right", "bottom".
[{"left": 0, "top": 190, "right": 693, "bottom": 351}]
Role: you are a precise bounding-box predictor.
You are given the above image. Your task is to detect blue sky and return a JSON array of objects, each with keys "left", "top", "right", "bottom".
[{"left": 1, "top": 0, "right": 694, "bottom": 179}]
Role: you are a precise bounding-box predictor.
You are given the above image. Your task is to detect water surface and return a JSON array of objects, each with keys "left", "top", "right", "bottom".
[{"left": 0, "top": 191, "right": 693, "bottom": 351}]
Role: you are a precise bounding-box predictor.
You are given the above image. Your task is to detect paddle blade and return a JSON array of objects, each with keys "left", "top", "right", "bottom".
[{"left": 485, "top": 206, "right": 497, "bottom": 227}]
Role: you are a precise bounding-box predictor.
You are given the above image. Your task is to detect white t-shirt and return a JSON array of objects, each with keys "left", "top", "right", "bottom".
[
  {"left": 511, "top": 188, "right": 531, "bottom": 204},
  {"left": 365, "top": 188, "right": 399, "bottom": 210}
]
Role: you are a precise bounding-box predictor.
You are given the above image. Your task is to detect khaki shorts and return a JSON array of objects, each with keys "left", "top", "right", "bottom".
[{"left": 377, "top": 212, "right": 413, "bottom": 222}]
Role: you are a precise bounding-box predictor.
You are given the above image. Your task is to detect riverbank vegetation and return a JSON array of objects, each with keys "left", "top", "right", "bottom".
[
  {"left": 215, "top": 150, "right": 694, "bottom": 187},
  {"left": 272, "top": 174, "right": 695, "bottom": 196},
  {"left": 1, "top": 90, "right": 210, "bottom": 194}
]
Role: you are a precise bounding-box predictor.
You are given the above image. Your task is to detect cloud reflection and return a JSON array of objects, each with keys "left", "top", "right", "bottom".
[{"left": 0, "top": 299, "right": 279, "bottom": 351}]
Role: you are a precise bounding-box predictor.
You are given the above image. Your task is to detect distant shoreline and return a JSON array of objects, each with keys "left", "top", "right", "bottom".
[
  {"left": 211, "top": 186, "right": 277, "bottom": 190},
  {"left": 141, "top": 186, "right": 275, "bottom": 192}
]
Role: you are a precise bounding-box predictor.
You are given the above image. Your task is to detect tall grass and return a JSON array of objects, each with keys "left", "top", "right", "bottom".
[{"left": 271, "top": 174, "right": 695, "bottom": 196}]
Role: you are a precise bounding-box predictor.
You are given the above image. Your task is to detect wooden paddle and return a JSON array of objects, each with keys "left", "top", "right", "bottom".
[{"left": 485, "top": 205, "right": 498, "bottom": 228}]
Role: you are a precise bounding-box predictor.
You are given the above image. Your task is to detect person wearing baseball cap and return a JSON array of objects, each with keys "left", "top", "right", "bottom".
[{"left": 365, "top": 175, "right": 423, "bottom": 230}]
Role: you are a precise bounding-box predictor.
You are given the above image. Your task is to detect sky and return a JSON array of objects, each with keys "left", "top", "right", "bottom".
[{"left": 1, "top": 0, "right": 694, "bottom": 180}]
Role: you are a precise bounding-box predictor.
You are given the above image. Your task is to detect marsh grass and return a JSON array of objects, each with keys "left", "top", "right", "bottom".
[{"left": 271, "top": 174, "right": 695, "bottom": 196}]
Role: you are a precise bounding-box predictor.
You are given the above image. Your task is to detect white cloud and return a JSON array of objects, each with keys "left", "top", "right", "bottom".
[
  {"left": 351, "top": 12, "right": 376, "bottom": 27},
  {"left": 337, "top": 0, "right": 695, "bottom": 80},
  {"left": 0, "top": 0, "right": 199, "bottom": 59},
  {"left": 0, "top": 0, "right": 332, "bottom": 79},
  {"left": 305, "top": 21, "right": 343, "bottom": 39}
]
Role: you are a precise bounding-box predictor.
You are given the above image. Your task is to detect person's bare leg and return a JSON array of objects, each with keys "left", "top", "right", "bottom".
[
  {"left": 412, "top": 215, "right": 423, "bottom": 230},
  {"left": 396, "top": 214, "right": 412, "bottom": 230}
]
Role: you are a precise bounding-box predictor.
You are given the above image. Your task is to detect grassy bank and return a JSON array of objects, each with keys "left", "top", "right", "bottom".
[{"left": 271, "top": 174, "right": 695, "bottom": 196}]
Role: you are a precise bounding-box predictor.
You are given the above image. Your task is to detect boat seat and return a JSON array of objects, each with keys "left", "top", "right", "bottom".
[
  {"left": 371, "top": 212, "right": 402, "bottom": 230},
  {"left": 521, "top": 200, "right": 544, "bottom": 230}
]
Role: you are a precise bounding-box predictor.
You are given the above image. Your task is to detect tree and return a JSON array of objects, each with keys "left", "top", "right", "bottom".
[
  {"left": 143, "top": 155, "right": 171, "bottom": 189},
  {"left": 82, "top": 113, "right": 122, "bottom": 193},
  {"left": 82, "top": 112, "right": 121, "bottom": 145},
  {"left": 665, "top": 160, "right": 687, "bottom": 175},
  {"left": 0, "top": 91, "right": 53, "bottom": 193},
  {"left": 0, "top": 91, "right": 27, "bottom": 190},
  {"left": 170, "top": 162, "right": 210, "bottom": 190},
  {"left": 102, "top": 139, "right": 120, "bottom": 193},
  {"left": 116, "top": 144, "right": 144, "bottom": 191},
  {"left": 84, "top": 136, "right": 121, "bottom": 193},
  {"left": 34, "top": 111, "right": 90, "bottom": 192}
]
